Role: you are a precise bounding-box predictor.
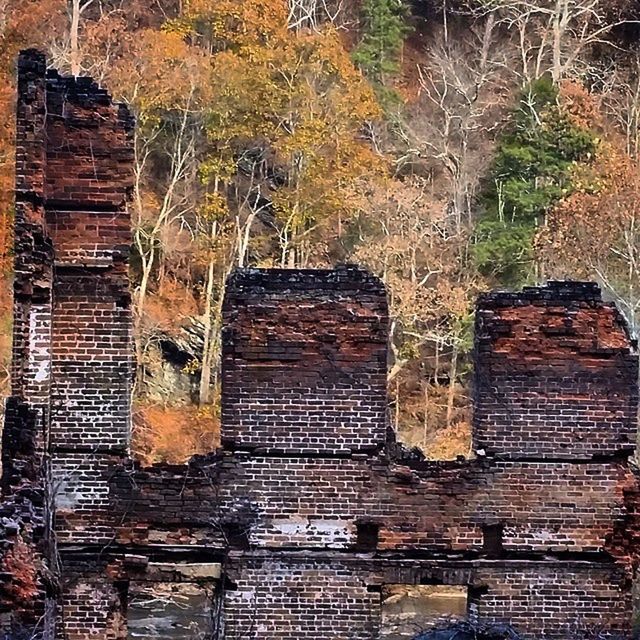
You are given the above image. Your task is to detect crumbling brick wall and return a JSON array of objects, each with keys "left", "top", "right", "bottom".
[
  {"left": 474, "top": 283, "right": 639, "bottom": 459},
  {"left": 1, "top": 49, "right": 133, "bottom": 638},
  {"left": 0, "top": 398, "right": 49, "bottom": 637},
  {"left": 111, "top": 274, "right": 640, "bottom": 639},
  {"left": 2, "top": 53, "right": 639, "bottom": 640}
]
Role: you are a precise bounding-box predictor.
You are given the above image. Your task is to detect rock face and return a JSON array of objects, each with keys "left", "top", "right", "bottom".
[{"left": 2, "top": 52, "right": 640, "bottom": 640}]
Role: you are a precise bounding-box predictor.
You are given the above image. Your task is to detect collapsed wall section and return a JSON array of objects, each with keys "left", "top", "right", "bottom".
[
  {"left": 111, "top": 455, "right": 631, "bottom": 555},
  {"left": 109, "top": 276, "right": 640, "bottom": 639}
]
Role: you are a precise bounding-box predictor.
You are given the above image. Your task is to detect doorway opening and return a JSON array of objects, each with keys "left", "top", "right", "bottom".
[
  {"left": 127, "top": 582, "right": 215, "bottom": 640},
  {"left": 381, "top": 584, "right": 468, "bottom": 639}
]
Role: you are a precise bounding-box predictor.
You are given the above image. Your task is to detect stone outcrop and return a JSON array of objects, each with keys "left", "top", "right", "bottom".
[{"left": 1, "top": 52, "right": 639, "bottom": 640}]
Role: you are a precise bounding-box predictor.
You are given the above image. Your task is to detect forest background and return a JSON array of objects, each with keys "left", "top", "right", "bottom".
[{"left": 0, "top": 0, "right": 639, "bottom": 464}]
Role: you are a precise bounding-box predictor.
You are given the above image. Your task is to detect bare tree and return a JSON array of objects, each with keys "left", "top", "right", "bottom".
[
  {"left": 602, "top": 53, "right": 640, "bottom": 158},
  {"left": 132, "top": 86, "right": 201, "bottom": 385},
  {"left": 287, "top": 0, "right": 344, "bottom": 31},
  {"left": 476, "top": 0, "right": 631, "bottom": 82},
  {"left": 69, "top": 0, "right": 96, "bottom": 75},
  {"left": 352, "top": 177, "right": 479, "bottom": 453},
  {"left": 398, "top": 17, "right": 511, "bottom": 232}
]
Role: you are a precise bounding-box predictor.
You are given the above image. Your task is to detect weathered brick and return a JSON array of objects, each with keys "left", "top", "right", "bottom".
[{"left": 2, "top": 52, "right": 640, "bottom": 640}]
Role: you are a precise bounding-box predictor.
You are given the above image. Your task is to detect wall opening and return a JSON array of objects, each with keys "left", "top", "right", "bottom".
[
  {"left": 381, "top": 585, "right": 468, "bottom": 639},
  {"left": 482, "top": 523, "right": 504, "bottom": 559},
  {"left": 127, "top": 582, "right": 214, "bottom": 639},
  {"left": 356, "top": 521, "right": 380, "bottom": 550}
]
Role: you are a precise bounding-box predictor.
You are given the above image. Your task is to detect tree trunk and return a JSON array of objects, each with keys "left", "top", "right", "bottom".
[
  {"left": 423, "top": 383, "right": 429, "bottom": 452},
  {"left": 199, "top": 254, "right": 217, "bottom": 406},
  {"left": 446, "top": 344, "right": 458, "bottom": 429},
  {"left": 70, "top": 0, "right": 81, "bottom": 75}
]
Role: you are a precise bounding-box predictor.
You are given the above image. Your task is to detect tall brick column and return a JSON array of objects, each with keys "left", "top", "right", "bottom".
[
  {"left": 220, "top": 267, "right": 389, "bottom": 638},
  {"left": 1, "top": 50, "right": 134, "bottom": 639},
  {"left": 471, "top": 282, "right": 639, "bottom": 633},
  {"left": 1, "top": 50, "right": 56, "bottom": 639}
]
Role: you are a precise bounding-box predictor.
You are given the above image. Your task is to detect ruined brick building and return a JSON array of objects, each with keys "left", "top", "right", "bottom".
[{"left": 1, "top": 50, "right": 640, "bottom": 640}]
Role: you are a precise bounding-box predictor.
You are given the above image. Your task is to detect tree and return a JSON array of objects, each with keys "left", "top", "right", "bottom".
[
  {"left": 539, "top": 137, "right": 640, "bottom": 334},
  {"left": 69, "top": 0, "right": 96, "bottom": 74},
  {"left": 473, "top": 77, "right": 596, "bottom": 286},
  {"left": 177, "top": 0, "right": 383, "bottom": 268},
  {"left": 353, "top": 0, "right": 411, "bottom": 83},
  {"left": 602, "top": 51, "right": 640, "bottom": 159},
  {"left": 465, "top": 0, "right": 632, "bottom": 83},
  {"left": 351, "top": 177, "right": 479, "bottom": 457},
  {"left": 397, "top": 12, "right": 511, "bottom": 232},
  {"left": 286, "top": 0, "right": 345, "bottom": 31},
  {"left": 107, "top": 29, "right": 210, "bottom": 389}
]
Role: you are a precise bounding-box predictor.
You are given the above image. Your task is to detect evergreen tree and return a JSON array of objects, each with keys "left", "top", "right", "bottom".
[
  {"left": 353, "top": 0, "right": 411, "bottom": 82},
  {"left": 473, "top": 77, "right": 596, "bottom": 286}
]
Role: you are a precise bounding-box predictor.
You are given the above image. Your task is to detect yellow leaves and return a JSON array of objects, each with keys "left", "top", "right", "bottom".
[
  {"left": 162, "top": 16, "right": 193, "bottom": 39},
  {"left": 192, "top": 0, "right": 386, "bottom": 254},
  {"left": 209, "top": 50, "right": 281, "bottom": 141},
  {"left": 200, "top": 192, "right": 229, "bottom": 222},
  {"left": 108, "top": 29, "right": 210, "bottom": 118},
  {"left": 199, "top": 155, "right": 236, "bottom": 184},
  {"left": 276, "top": 118, "right": 328, "bottom": 156},
  {"left": 181, "top": 0, "right": 288, "bottom": 52}
]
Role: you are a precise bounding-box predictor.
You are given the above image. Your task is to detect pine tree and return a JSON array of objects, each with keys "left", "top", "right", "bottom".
[
  {"left": 353, "top": 0, "right": 410, "bottom": 82},
  {"left": 473, "top": 77, "right": 596, "bottom": 286}
]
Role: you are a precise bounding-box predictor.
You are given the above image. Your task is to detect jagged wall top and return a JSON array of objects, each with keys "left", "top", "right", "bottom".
[{"left": 474, "top": 281, "right": 639, "bottom": 459}]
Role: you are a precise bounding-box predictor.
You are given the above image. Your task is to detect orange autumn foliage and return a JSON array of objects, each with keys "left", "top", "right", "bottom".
[
  {"left": 539, "top": 141, "right": 639, "bottom": 275},
  {"left": 1, "top": 537, "right": 40, "bottom": 605},
  {"left": 132, "top": 401, "right": 220, "bottom": 465},
  {"left": 558, "top": 80, "right": 603, "bottom": 131}
]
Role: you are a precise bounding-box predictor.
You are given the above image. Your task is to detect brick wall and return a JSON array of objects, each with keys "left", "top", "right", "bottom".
[
  {"left": 472, "top": 563, "right": 632, "bottom": 636},
  {"left": 474, "top": 282, "right": 639, "bottom": 459},
  {"left": 58, "top": 556, "right": 126, "bottom": 640},
  {"left": 2, "top": 53, "right": 640, "bottom": 640},
  {"left": 110, "top": 276, "right": 640, "bottom": 639},
  {"left": 221, "top": 267, "right": 389, "bottom": 454},
  {"left": 1, "top": 50, "right": 53, "bottom": 638},
  {"left": 0, "top": 398, "right": 49, "bottom": 636},
  {"left": 224, "top": 557, "right": 380, "bottom": 640},
  {"left": 112, "top": 456, "right": 630, "bottom": 555}
]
